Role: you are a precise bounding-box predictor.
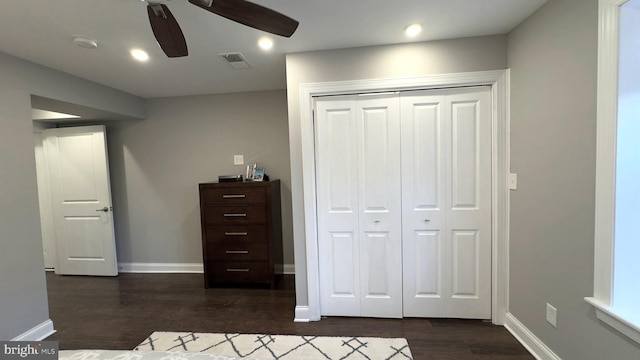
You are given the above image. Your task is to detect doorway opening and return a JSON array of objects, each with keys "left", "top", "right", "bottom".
[{"left": 31, "top": 95, "right": 126, "bottom": 276}]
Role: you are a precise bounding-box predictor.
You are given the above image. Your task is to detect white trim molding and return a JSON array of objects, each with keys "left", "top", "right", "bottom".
[
  {"left": 282, "top": 264, "right": 296, "bottom": 275},
  {"left": 118, "top": 262, "right": 204, "bottom": 273},
  {"left": 294, "top": 306, "right": 311, "bottom": 322},
  {"left": 299, "top": 70, "right": 511, "bottom": 323},
  {"left": 592, "top": 0, "right": 623, "bottom": 306},
  {"left": 504, "top": 313, "right": 561, "bottom": 360},
  {"left": 12, "top": 320, "right": 56, "bottom": 341},
  {"left": 586, "top": 0, "right": 640, "bottom": 346},
  {"left": 586, "top": 297, "right": 640, "bottom": 344}
]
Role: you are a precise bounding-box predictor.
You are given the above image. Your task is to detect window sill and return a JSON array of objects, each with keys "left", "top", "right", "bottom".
[{"left": 585, "top": 297, "right": 640, "bottom": 344}]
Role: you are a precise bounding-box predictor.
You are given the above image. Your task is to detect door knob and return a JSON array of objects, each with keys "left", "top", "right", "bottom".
[
  {"left": 96, "top": 207, "right": 109, "bottom": 212},
  {"left": 424, "top": 219, "right": 431, "bottom": 223},
  {"left": 374, "top": 220, "right": 380, "bottom": 224}
]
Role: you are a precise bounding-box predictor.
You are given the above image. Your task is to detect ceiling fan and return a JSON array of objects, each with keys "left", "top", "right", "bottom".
[{"left": 146, "top": 0, "right": 299, "bottom": 58}]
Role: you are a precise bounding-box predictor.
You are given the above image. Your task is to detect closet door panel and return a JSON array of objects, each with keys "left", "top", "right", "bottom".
[
  {"left": 316, "top": 97, "right": 361, "bottom": 316},
  {"left": 329, "top": 232, "right": 359, "bottom": 299},
  {"left": 451, "top": 100, "right": 480, "bottom": 209},
  {"left": 362, "top": 232, "right": 391, "bottom": 296},
  {"left": 402, "top": 88, "right": 492, "bottom": 319},
  {"left": 451, "top": 230, "right": 480, "bottom": 298},
  {"left": 358, "top": 97, "right": 403, "bottom": 318},
  {"left": 413, "top": 231, "right": 442, "bottom": 297},
  {"left": 412, "top": 103, "right": 441, "bottom": 209},
  {"left": 401, "top": 93, "right": 448, "bottom": 317},
  {"left": 404, "top": 230, "right": 444, "bottom": 317},
  {"left": 325, "top": 107, "right": 358, "bottom": 214},
  {"left": 361, "top": 107, "right": 391, "bottom": 211},
  {"left": 445, "top": 88, "right": 492, "bottom": 319}
]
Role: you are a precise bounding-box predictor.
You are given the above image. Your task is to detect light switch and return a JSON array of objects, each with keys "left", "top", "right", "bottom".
[
  {"left": 509, "top": 173, "right": 518, "bottom": 190},
  {"left": 233, "top": 155, "right": 244, "bottom": 165}
]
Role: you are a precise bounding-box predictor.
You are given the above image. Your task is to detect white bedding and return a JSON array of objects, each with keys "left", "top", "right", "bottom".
[{"left": 59, "top": 350, "right": 261, "bottom": 360}]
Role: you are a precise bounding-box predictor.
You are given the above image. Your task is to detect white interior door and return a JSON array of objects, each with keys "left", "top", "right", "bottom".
[
  {"left": 44, "top": 125, "right": 118, "bottom": 276},
  {"left": 316, "top": 94, "right": 403, "bottom": 318},
  {"left": 401, "top": 87, "right": 492, "bottom": 319}
]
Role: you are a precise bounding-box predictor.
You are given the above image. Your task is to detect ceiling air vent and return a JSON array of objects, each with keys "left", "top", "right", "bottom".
[{"left": 219, "top": 52, "right": 250, "bottom": 69}]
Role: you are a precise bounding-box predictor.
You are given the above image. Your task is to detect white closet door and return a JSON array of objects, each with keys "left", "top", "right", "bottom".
[
  {"left": 402, "top": 87, "right": 492, "bottom": 319},
  {"left": 357, "top": 96, "right": 402, "bottom": 318},
  {"left": 400, "top": 92, "right": 448, "bottom": 317},
  {"left": 316, "top": 97, "right": 361, "bottom": 316},
  {"left": 316, "top": 95, "right": 403, "bottom": 318}
]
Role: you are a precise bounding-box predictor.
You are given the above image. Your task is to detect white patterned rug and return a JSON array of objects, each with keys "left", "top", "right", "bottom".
[{"left": 135, "top": 331, "right": 413, "bottom": 360}]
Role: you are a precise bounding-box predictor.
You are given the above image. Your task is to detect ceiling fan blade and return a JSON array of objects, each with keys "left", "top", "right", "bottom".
[
  {"left": 188, "top": 0, "right": 299, "bottom": 38},
  {"left": 147, "top": 4, "right": 188, "bottom": 58}
]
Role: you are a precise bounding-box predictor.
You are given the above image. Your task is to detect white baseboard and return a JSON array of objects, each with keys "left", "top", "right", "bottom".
[
  {"left": 283, "top": 264, "right": 295, "bottom": 275},
  {"left": 504, "top": 312, "right": 561, "bottom": 360},
  {"left": 118, "top": 263, "right": 204, "bottom": 273},
  {"left": 12, "top": 319, "right": 56, "bottom": 341},
  {"left": 294, "top": 306, "right": 311, "bottom": 322}
]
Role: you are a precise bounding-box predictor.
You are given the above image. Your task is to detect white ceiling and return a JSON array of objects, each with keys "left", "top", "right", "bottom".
[{"left": 0, "top": 0, "right": 548, "bottom": 99}]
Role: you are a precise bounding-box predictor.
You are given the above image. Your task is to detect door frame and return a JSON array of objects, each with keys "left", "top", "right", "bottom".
[
  {"left": 33, "top": 130, "right": 57, "bottom": 270},
  {"left": 299, "top": 69, "right": 510, "bottom": 324}
]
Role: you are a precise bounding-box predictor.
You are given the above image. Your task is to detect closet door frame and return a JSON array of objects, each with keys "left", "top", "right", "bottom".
[{"left": 298, "top": 70, "right": 511, "bottom": 325}]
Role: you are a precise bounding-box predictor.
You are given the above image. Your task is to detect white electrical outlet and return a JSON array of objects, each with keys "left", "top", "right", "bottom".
[
  {"left": 546, "top": 303, "right": 557, "bottom": 328},
  {"left": 233, "top": 155, "right": 244, "bottom": 165}
]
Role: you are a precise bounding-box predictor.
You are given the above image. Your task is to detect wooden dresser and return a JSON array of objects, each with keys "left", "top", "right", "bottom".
[{"left": 199, "top": 180, "right": 282, "bottom": 288}]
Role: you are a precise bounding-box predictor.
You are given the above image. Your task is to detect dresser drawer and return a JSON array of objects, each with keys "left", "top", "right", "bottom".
[
  {"left": 206, "top": 241, "right": 268, "bottom": 261},
  {"left": 204, "top": 206, "right": 267, "bottom": 224},
  {"left": 208, "top": 262, "right": 270, "bottom": 284},
  {"left": 201, "top": 187, "right": 265, "bottom": 205},
  {"left": 205, "top": 225, "right": 268, "bottom": 243}
]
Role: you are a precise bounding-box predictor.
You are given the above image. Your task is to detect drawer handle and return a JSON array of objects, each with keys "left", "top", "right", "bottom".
[
  {"left": 224, "top": 213, "right": 247, "bottom": 217},
  {"left": 226, "top": 250, "right": 249, "bottom": 254},
  {"left": 226, "top": 268, "right": 250, "bottom": 272},
  {"left": 222, "top": 194, "right": 246, "bottom": 199},
  {"left": 225, "top": 232, "right": 248, "bottom": 236}
]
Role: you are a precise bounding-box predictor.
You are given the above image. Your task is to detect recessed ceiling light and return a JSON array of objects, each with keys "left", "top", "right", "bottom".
[
  {"left": 404, "top": 24, "right": 422, "bottom": 37},
  {"left": 258, "top": 37, "right": 274, "bottom": 51},
  {"left": 131, "top": 49, "right": 150, "bottom": 62}
]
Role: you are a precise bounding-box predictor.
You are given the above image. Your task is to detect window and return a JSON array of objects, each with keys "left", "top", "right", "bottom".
[{"left": 586, "top": 0, "right": 640, "bottom": 344}]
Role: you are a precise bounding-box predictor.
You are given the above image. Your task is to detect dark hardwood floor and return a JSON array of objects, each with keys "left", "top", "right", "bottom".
[{"left": 45, "top": 272, "right": 533, "bottom": 359}]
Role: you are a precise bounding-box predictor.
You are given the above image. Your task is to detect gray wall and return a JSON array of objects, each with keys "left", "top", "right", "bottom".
[
  {"left": 108, "top": 90, "right": 293, "bottom": 266},
  {"left": 0, "top": 51, "right": 144, "bottom": 340},
  {"left": 508, "top": 0, "right": 640, "bottom": 358},
  {"left": 285, "top": 35, "right": 508, "bottom": 306}
]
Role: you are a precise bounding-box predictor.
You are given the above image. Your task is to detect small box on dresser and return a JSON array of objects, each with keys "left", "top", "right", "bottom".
[{"left": 199, "top": 180, "right": 282, "bottom": 288}]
